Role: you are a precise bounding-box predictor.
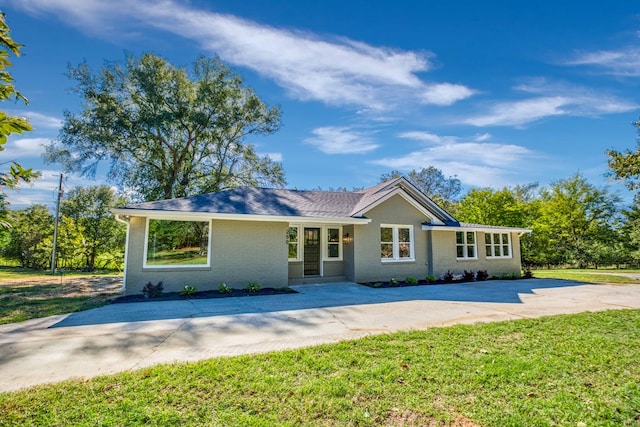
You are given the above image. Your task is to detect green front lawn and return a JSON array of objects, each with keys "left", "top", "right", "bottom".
[
  {"left": 532, "top": 268, "right": 640, "bottom": 284},
  {"left": 1, "top": 309, "right": 639, "bottom": 426}
]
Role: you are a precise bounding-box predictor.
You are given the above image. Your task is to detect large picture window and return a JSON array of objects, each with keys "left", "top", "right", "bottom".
[
  {"left": 145, "top": 219, "right": 211, "bottom": 267},
  {"left": 456, "top": 231, "right": 477, "bottom": 259},
  {"left": 485, "top": 232, "right": 511, "bottom": 258},
  {"left": 381, "top": 225, "right": 414, "bottom": 261}
]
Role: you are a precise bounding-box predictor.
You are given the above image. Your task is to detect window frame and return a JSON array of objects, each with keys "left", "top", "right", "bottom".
[
  {"left": 325, "top": 226, "right": 343, "bottom": 261},
  {"left": 485, "top": 232, "right": 513, "bottom": 259},
  {"left": 143, "top": 217, "right": 212, "bottom": 269},
  {"left": 456, "top": 230, "right": 478, "bottom": 260},
  {"left": 380, "top": 224, "right": 415, "bottom": 262},
  {"left": 287, "top": 225, "right": 301, "bottom": 261},
  {"left": 287, "top": 225, "right": 343, "bottom": 262}
]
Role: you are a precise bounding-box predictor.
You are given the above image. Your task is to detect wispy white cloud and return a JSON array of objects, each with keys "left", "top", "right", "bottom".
[
  {"left": 305, "top": 127, "right": 379, "bottom": 154},
  {"left": 14, "top": 0, "right": 475, "bottom": 110},
  {"left": 2, "top": 137, "right": 48, "bottom": 159},
  {"left": 258, "top": 152, "right": 283, "bottom": 162},
  {"left": 462, "top": 79, "right": 637, "bottom": 127},
  {"left": 371, "top": 132, "right": 533, "bottom": 188},
  {"left": 565, "top": 48, "right": 640, "bottom": 76},
  {"left": 22, "top": 111, "right": 63, "bottom": 130}
]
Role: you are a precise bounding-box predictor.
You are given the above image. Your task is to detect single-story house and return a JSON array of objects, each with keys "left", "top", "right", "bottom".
[{"left": 113, "top": 177, "right": 530, "bottom": 295}]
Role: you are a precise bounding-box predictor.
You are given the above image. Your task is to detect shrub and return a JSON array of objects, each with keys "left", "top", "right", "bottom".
[
  {"left": 246, "top": 282, "right": 261, "bottom": 293},
  {"left": 372, "top": 282, "right": 383, "bottom": 288},
  {"left": 523, "top": 266, "right": 533, "bottom": 278},
  {"left": 405, "top": 276, "right": 418, "bottom": 285},
  {"left": 476, "top": 270, "right": 489, "bottom": 281},
  {"left": 218, "top": 283, "right": 232, "bottom": 294},
  {"left": 443, "top": 270, "right": 454, "bottom": 283},
  {"left": 462, "top": 270, "right": 475, "bottom": 282},
  {"left": 142, "top": 281, "right": 164, "bottom": 299},
  {"left": 389, "top": 278, "right": 399, "bottom": 286},
  {"left": 180, "top": 285, "right": 197, "bottom": 296},
  {"left": 425, "top": 275, "right": 437, "bottom": 284}
]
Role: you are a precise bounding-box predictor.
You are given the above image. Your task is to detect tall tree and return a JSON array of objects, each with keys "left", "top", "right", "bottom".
[
  {"left": 0, "top": 11, "right": 39, "bottom": 193},
  {"left": 606, "top": 119, "right": 640, "bottom": 191},
  {"left": 1, "top": 205, "right": 53, "bottom": 269},
  {"left": 44, "top": 53, "right": 285, "bottom": 201},
  {"left": 530, "top": 174, "right": 620, "bottom": 267},
  {"left": 381, "top": 167, "right": 461, "bottom": 209},
  {"left": 455, "top": 186, "right": 537, "bottom": 228},
  {"left": 60, "top": 185, "right": 127, "bottom": 270}
]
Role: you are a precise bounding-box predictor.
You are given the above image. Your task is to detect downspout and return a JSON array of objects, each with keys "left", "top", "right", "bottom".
[{"left": 114, "top": 214, "right": 130, "bottom": 293}]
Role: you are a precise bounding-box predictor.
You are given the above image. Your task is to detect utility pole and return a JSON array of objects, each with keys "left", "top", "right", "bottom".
[{"left": 50, "top": 173, "right": 63, "bottom": 274}]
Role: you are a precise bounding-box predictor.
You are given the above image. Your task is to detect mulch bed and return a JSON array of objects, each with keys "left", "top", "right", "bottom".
[
  {"left": 111, "top": 287, "right": 297, "bottom": 304},
  {"left": 360, "top": 279, "right": 457, "bottom": 288}
]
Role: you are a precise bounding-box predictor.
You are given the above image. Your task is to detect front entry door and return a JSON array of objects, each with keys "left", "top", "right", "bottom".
[{"left": 304, "top": 227, "right": 321, "bottom": 276}]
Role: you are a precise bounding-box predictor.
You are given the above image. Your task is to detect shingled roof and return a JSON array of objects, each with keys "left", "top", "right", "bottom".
[{"left": 113, "top": 177, "right": 459, "bottom": 225}]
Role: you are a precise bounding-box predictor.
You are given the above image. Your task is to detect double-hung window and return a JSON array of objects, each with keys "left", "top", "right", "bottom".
[
  {"left": 288, "top": 226, "right": 300, "bottom": 261},
  {"left": 326, "top": 227, "right": 342, "bottom": 260},
  {"left": 456, "top": 231, "right": 477, "bottom": 259},
  {"left": 381, "top": 225, "right": 414, "bottom": 261},
  {"left": 485, "top": 233, "right": 511, "bottom": 258}
]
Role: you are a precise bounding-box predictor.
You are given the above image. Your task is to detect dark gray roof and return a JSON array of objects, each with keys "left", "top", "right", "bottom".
[
  {"left": 121, "top": 187, "right": 365, "bottom": 218},
  {"left": 116, "top": 177, "right": 459, "bottom": 223}
]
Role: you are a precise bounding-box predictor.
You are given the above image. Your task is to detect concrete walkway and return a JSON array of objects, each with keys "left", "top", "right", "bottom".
[{"left": 1, "top": 279, "right": 640, "bottom": 393}]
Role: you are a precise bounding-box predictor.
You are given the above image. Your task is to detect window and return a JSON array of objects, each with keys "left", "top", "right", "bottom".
[
  {"left": 327, "top": 227, "right": 341, "bottom": 259},
  {"left": 288, "top": 226, "right": 300, "bottom": 261},
  {"left": 485, "top": 232, "right": 511, "bottom": 258},
  {"left": 145, "top": 219, "right": 210, "bottom": 267},
  {"left": 381, "top": 225, "right": 414, "bottom": 261},
  {"left": 456, "top": 231, "right": 476, "bottom": 259}
]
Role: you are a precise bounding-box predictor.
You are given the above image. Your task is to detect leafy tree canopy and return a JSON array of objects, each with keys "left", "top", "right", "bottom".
[
  {"left": 606, "top": 122, "right": 640, "bottom": 191},
  {"left": 45, "top": 53, "right": 285, "bottom": 201},
  {"left": 0, "top": 11, "right": 39, "bottom": 191}
]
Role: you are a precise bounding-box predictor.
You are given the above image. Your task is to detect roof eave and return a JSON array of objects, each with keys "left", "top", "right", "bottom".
[
  {"left": 111, "top": 208, "right": 371, "bottom": 224},
  {"left": 421, "top": 223, "right": 532, "bottom": 234}
]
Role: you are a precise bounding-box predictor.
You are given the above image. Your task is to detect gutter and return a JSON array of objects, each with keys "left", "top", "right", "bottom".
[{"left": 113, "top": 214, "right": 129, "bottom": 293}]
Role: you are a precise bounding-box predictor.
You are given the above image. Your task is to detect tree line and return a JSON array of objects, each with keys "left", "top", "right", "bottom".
[{"left": 2, "top": 11, "right": 640, "bottom": 271}]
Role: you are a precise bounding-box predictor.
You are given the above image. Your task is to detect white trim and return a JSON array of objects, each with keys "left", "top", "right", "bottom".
[
  {"left": 456, "top": 230, "right": 478, "bottom": 260},
  {"left": 422, "top": 224, "right": 531, "bottom": 234},
  {"left": 143, "top": 218, "right": 212, "bottom": 269},
  {"left": 484, "top": 231, "right": 513, "bottom": 259},
  {"left": 287, "top": 225, "right": 301, "bottom": 261},
  {"left": 380, "top": 224, "right": 415, "bottom": 262},
  {"left": 112, "top": 209, "right": 371, "bottom": 225},
  {"left": 324, "top": 225, "right": 343, "bottom": 261}
]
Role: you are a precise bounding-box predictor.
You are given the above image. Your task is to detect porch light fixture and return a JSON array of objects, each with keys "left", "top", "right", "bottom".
[{"left": 343, "top": 233, "right": 352, "bottom": 244}]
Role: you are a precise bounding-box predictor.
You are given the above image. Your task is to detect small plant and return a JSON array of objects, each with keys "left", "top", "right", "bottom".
[
  {"left": 372, "top": 282, "right": 383, "bottom": 288},
  {"left": 246, "top": 282, "right": 261, "bottom": 293},
  {"left": 218, "top": 283, "right": 232, "bottom": 294},
  {"left": 405, "top": 276, "right": 418, "bottom": 285},
  {"left": 389, "top": 278, "right": 399, "bottom": 286},
  {"left": 523, "top": 266, "right": 533, "bottom": 278},
  {"left": 425, "top": 275, "right": 437, "bottom": 284},
  {"left": 476, "top": 270, "right": 489, "bottom": 281},
  {"left": 180, "top": 285, "right": 197, "bottom": 296},
  {"left": 443, "top": 270, "right": 454, "bottom": 283},
  {"left": 142, "top": 281, "right": 164, "bottom": 299},
  {"left": 462, "top": 270, "right": 475, "bottom": 282}
]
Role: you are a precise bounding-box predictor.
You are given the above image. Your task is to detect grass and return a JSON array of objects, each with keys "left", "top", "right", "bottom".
[
  {"left": 146, "top": 247, "right": 208, "bottom": 266},
  {"left": 0, "top": 266, "right": 121, "bottom": 324},
  {"left": 532, "top": 268, "right": 640, "bottom": 284},
  {"left": 0, "top": 265, "right": 120, "bottom": 280},
  {"left": 0, "top": 309, "right": 639, "bottom": 426}
]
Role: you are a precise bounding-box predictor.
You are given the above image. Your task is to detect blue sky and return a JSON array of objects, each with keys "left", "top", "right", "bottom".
[{"left": 2, "top": 0, "right": 640, "bottom": 208}]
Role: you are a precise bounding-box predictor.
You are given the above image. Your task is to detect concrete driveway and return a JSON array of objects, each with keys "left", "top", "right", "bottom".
[{"left": 1, "top": 279, "right": 640, "bottom": 393}]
